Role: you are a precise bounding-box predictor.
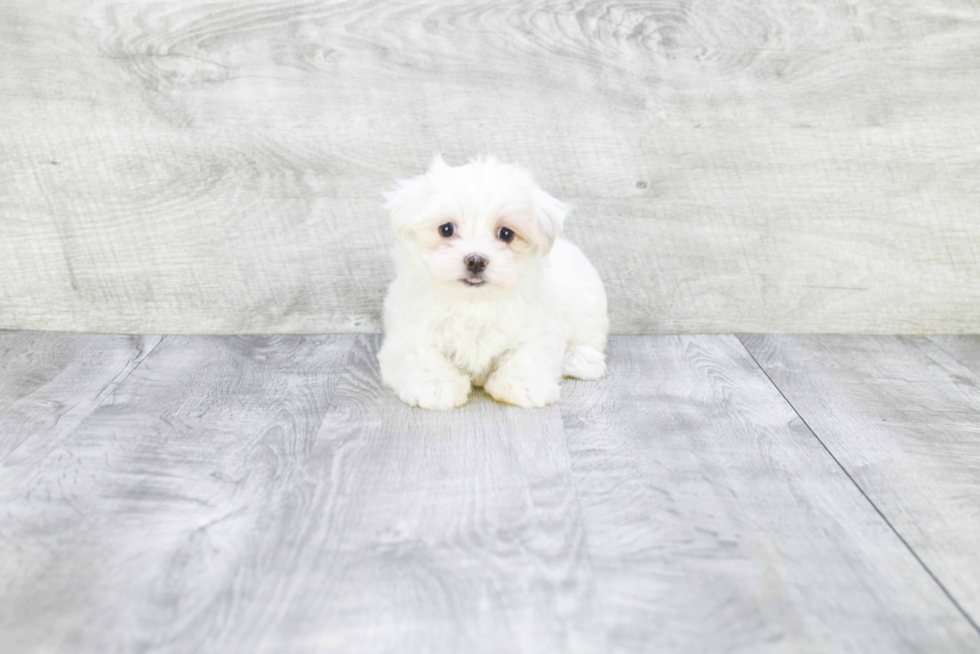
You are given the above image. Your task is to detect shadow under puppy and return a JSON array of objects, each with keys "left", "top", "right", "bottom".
[{"left": 379, "top": 155, "right": 609, "bottom": 409}]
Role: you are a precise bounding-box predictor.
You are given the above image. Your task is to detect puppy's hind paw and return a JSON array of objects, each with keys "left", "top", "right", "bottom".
[
  {"left": 398, "top": 374, "right": 471, "bottom": 410},
  {"left": 484, "top": 374, "right": 560, "bottom": 408},
  {"left": 562, "top": 345, "right": 606, "bottom": 380}
]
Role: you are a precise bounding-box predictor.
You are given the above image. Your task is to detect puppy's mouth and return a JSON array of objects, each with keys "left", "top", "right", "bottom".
[{"left": 461, "top": 277, "right": 486, "bottom": 287}]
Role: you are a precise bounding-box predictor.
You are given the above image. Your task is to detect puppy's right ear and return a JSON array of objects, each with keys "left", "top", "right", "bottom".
[{"left": 383, "top": 173, "right": 433, "bottom": 240}]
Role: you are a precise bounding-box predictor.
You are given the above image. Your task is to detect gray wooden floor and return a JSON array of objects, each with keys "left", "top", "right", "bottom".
[{"left": 1, "top": 333, "right": 979, "bottom": 653}]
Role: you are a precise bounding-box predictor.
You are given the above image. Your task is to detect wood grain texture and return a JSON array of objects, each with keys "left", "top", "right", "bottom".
[
  {"left": 0, "top": 331, "right": 161, "bottom": 462},
  {"left": 5, "top": 333, "right": 979, "bottom": 651},
  {"left": 560, "top": 334, "right": 980, "bottom": 651},
  {"left": 740, "top": 334, "right": 980, "bottom": 628},
  {"left": 2, "top": 0, "right": 979, "bottom": 333},
  {"left": 927, "top": 335, "right": 980, "bottom": 376},
  {"left": 0, "top": 334, "right": 358, "bottom": 654},
  {"left": 0, "top": 334, "right": 600, "bottom": 653},
  {"left": 266, "top": 335, "right": 599, "bottom": 653}
]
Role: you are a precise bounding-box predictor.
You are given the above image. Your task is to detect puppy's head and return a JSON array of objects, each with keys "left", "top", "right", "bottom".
[{"left": 383, "top": 155, "right": 567, "bottom": 290}]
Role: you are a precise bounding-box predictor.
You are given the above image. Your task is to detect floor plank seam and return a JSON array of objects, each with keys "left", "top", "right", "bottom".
[
  {"left": 94, "top": 335, "right": 166, "bottom": 407},
  {"left": 923, "top": 336, "right": 980, "bottom": 379},
  {"left": 310, "top": 333, "right": 360, "bottom": 430},
  {"left": 734, "top": 334, "right": 980, "bottom": 636},
  {"left": 1, "top": 335, "right": 166, "bottom": 465},
  {"left": 903, "top": 337, "right": 980, "bottom": 414}
]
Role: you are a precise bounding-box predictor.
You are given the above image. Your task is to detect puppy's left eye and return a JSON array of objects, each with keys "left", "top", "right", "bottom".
[
  {"left": 439, "top": 223, "right": 455, "bottom": 237},
  {"left": 496, "top": 227, "right": 515, "bottom": 243}
]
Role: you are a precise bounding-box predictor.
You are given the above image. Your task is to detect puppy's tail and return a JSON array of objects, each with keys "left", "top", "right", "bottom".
[{"left": 562, "top": 345, "right": 606, "bottom": 380}]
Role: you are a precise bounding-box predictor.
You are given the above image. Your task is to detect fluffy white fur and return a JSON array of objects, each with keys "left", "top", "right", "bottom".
[{"left": 378, "top": 155, "right": 609, "bottom": 410}]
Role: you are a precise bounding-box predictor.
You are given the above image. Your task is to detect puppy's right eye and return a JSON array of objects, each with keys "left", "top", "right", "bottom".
[{"left": 439, "top": 223, "right": 455, "bottom": 237}]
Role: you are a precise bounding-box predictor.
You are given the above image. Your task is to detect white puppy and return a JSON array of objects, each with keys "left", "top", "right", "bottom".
[{"left": 378, "top": 155, "right": 608, "bottom": 410}]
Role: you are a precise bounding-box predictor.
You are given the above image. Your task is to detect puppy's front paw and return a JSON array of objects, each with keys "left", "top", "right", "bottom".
[
  {"left": 484, "top": 374, "right": 560, "bottom": 408},
  {"left": 398, "top": 374, "right": 471, "bottom": 410}
]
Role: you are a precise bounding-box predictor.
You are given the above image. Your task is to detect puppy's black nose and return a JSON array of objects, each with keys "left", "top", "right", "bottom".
[{"left": 464, "top": 253, "right": 488, "bottom": 274}]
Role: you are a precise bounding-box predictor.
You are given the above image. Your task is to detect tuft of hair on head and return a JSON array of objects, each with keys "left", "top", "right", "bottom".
[{"left": 428, "top": 152, "right": 450, "bottom": 173}]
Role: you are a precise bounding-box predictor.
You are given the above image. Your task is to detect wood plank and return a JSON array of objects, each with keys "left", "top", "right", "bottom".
[
  {"left": 0, "top": 334, "right": 599, "bottom": 653},
  {"left": 740, "top": 334, "right": 980, "bottom": 629},
  {"left": 0, "top": 334, "right": 358, "bottom": 653},
  {"left": 0, "top": 332, "right": 161, "bottom": 462},
  {"left": 927, "top": 335, "right": 980, "bottom": 377},
  {"left": 2, "top": 0, "right": 979, "bottom": 333},
  {"left": 561, "top": 335, "right": 980, "bottom": 652},
  {"left": 260, "top": 335, "right": 600, "bottom": 653}
]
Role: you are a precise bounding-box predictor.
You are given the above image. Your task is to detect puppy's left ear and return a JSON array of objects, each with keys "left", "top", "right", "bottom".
[
  {"left": 383, "top": 154, "right": 448, "bottom": 239},
  {"left": 530, "top": 184, "right": 568, "bottom": 255},
  {"left": 383, "top": 174, "right": 432, "bottom": 240}
]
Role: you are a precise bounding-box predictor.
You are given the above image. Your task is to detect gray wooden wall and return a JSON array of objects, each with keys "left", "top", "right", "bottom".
[{"left": 2, "top": 0, "right": 979, "bottom": 334}]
